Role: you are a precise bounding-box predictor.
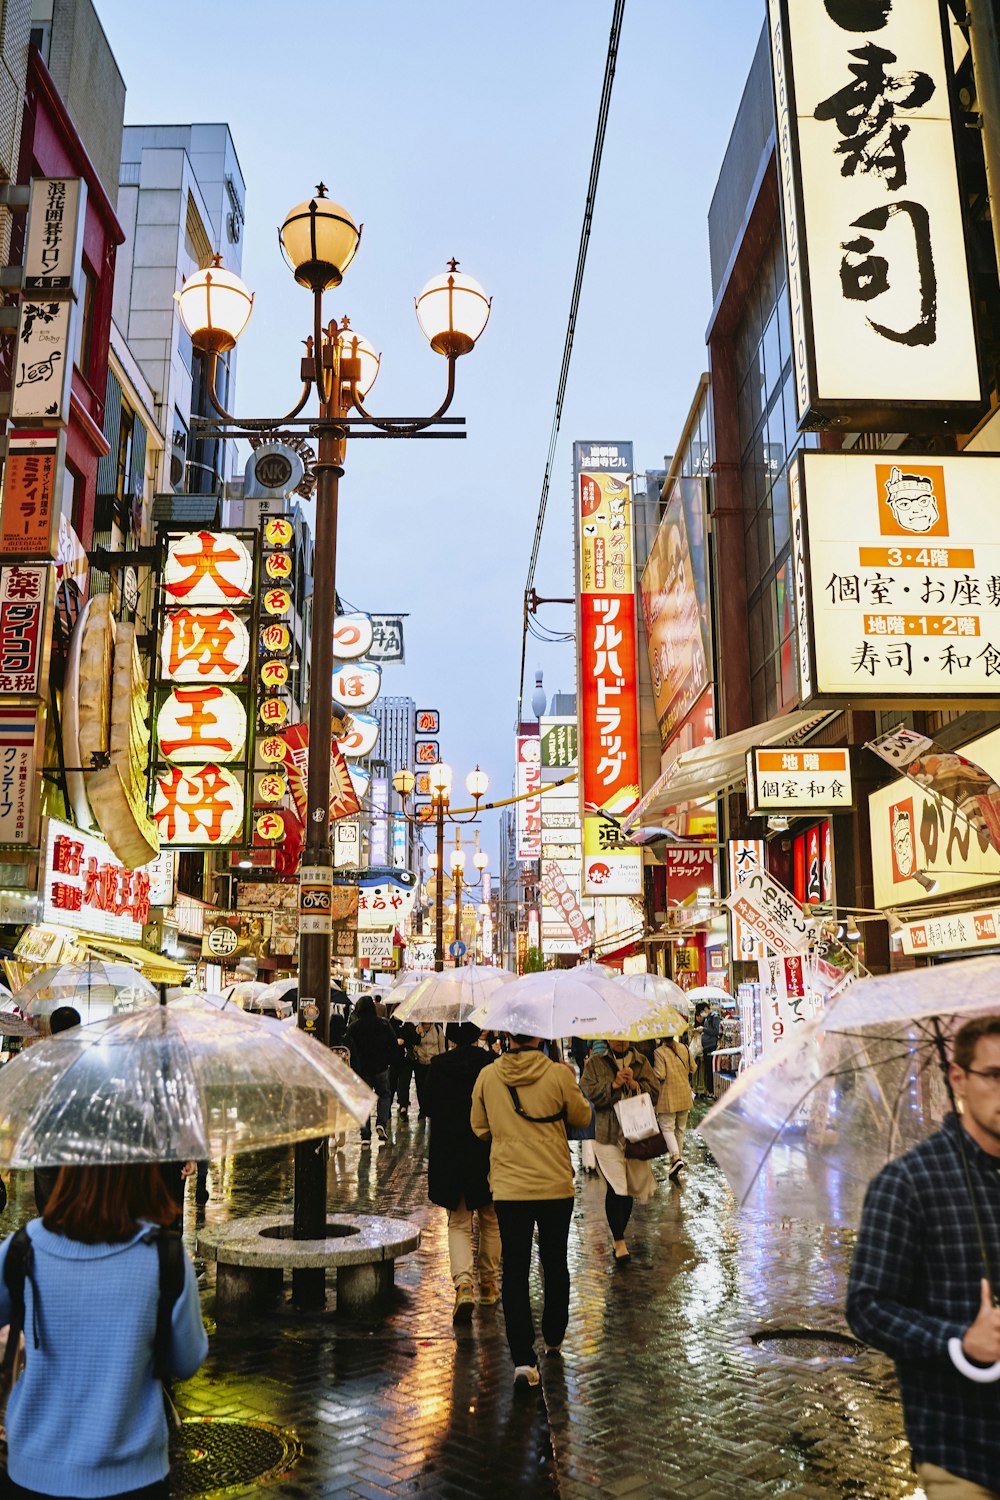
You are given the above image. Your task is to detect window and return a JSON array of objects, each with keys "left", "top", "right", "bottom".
[{"left": 75, "top": 266, "right": 96, "bottom": 383}]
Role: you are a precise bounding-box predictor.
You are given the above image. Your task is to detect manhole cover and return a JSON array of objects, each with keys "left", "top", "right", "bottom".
[
  {"left": 171, "top": 1417, "right": 302, "bottom": 1497},
  {"left": 751, "top": 1328, "right": 866, "bottom": 1362}
]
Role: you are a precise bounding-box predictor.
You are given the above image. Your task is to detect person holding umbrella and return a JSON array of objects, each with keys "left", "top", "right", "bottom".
[
  {"left": 424, "top": 1020, "right": 500, "bottom": 1322},
  {"left": 581, "top": 1039, "right": 658, "bottom": 1262},
  {"left": 0, "top": 1162, "right": 207, "bottom": 1499},
  {"left": 847, "top": 1014, "right": 1000, "bottom": 1500}
]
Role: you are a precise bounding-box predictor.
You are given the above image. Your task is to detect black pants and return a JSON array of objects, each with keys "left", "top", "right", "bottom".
[
  {"left": 413, "top": 1061, "right": 433, "bottom": 1114},
  {"left": 391, "top": 1053, "right": 413, "bottom": 1107},
  {"left": 494, "top": 1197, "right": 574, "bottom": 1368},
  {"left": 6, "top": 1480, "right": 168, "bottom": 1499},
  {"left": 703, "top": 1049, "right": 715, "bottom": 1098},
  {"left": 604, "top": 1181, "right": 634, "bottom": 1241}
]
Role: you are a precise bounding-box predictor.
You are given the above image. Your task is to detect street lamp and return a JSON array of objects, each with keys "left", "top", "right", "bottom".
[
  {"left": 176, "top": 187, "right": 489, "bottom": 1307},
  {"left": 393, "top": 761, "right": 489, "bottom": 970},
  {"left": 449, "top": 832, "right": 488, "bottom": 950}
]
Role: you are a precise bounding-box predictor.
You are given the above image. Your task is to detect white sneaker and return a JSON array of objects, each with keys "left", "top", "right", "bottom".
[{"left": 513, "top": 1364, "right": 540, "bottom": 1388}]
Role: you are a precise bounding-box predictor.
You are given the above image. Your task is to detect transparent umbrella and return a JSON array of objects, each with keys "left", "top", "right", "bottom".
[
  {"left": 387, "top": 968, "right": 436, "bottom": 1001},
  {"left": 474, "top": 969, "right": 655, "bottom": 1041},
  {"left": 684, "top": 984, "right": 734, "bottom": 1006},
  {"left": 247, "top": 979, "right": 295, "bottom": 1016},
  {"left": 393, "top": 965, "right": 516, "bottom": 1024},
  {"left": 0, "top": 1011, "right": 38, "bottom": 1039},
  {"left": 17, "top": 959, "right": 157, "bottom": 1026},
  {"left": 0, "top": 997, "right": 374, "bottom": 1167},
  {"left": 221, "top": 980, "right": 269, "bottom": 1009}
]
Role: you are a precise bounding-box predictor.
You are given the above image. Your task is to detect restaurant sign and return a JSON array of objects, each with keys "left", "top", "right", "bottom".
[
  {"left": 725, "top": 869, "right": 812, "bottom": 958},
  {"left": 747, "top": 746, "right": 853, "bottom": 813},
  {"left": 899, "top": 905, "right": 1000, "bottom": 957},
  {"left": 40, "top": 815, "right": 151, "bottom": 940}
]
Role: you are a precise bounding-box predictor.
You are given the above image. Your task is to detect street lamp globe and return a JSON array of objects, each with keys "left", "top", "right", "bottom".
[
  {"left": 429, "top": 851, "right": 440, "bottom": 872},
  {"left": 280, "top": 185, "right": 361, "bottom": 292},
  {"left": 175, "top": 255, "right": 254, "bottom": 353},
  {"left": 337, "top": 324, "right": 381, "bottom": 396},
  {"left": 474, "top": 849, "right": 489, "bottom": 872},
  {"left": 392, "top": 768, "right": 415, "bottom": 798},
  {"left": 450, "top": 847, "right": 466, "bottom": 874},
  {"left": 415, "top": 260, "right": 491, "bottom": 357},
  {"left": 465, "top": 765, "right": 489, "bottom": 801},
  {"left": 429, "top": 761, "right": 453, "bottom": 798}
]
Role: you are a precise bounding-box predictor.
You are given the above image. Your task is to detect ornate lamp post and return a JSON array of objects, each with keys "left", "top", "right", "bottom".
[
  {"left": 176, "top": 191, "right": 490, "bottom": 1307},
  {"left": 449, "top": 832, "right": 488, "bottom": 950},
  {"left": 392, "top": 762, "right": 489, "bottom": 970}
]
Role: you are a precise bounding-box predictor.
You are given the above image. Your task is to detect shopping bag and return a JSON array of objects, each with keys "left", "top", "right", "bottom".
[{"left": 613, "top": 1090, "right": 660, "bottom": 1142}]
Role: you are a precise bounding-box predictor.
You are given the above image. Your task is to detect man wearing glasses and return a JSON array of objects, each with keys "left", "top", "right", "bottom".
[{"left": 848, "top": 1014, "right": 1000, "bottom": 1499}]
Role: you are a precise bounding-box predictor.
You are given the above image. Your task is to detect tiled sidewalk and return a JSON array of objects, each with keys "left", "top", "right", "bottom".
[{"left": 2, "top": 1108, "right": 919, "bottom": 1499}]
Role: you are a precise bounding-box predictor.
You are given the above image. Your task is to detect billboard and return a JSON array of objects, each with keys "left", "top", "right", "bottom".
[
  {"left": 640, "top": 477, "right": 710, "bottom": 747},
  {"left": 792, "top": 453, "right": 1000, "bottom": 703},
  {"left": 574, "top": 440, "right": 642, "bottom": 896},
  {"left": 515, "top": 732, "right": 542, "bottom": 861},
  {"left": 768, "top": 0, "right": 982, "bottom": 428}
]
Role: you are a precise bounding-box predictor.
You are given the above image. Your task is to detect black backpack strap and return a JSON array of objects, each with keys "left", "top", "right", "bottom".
[
  {"left": 506, "top": 1084, "right": 567, "bottom": 1126},
  {"left": 142, "top": 1228, "right": 185, "bottom": 1383},
  {"left": 1, "top": 1227, "right": 37, "bottom": 1394}
]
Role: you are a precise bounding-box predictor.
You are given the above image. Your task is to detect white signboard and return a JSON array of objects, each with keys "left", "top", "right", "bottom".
[
  {"left": 40, "top": 815, "right": 152, "bottom": 939},
  {"left": 24, "top": 178, "right": 86, "bottom": 292},
  {"left": 515, "top": 733, "right": 542, "bottom": 861},
  {"left": 769, "top": 0, "right": 982, "bottom": 425},
  {"left": 793, "top": 452, "right": 1000, "bottom": 702},
  {"left": 757, "top": 953, "right": 811, "bottom": 1056},
  {"left": 747, "top": 746, "right": 853, "bottom": 813},
  {"left": 900, "top": 905, "right": 1000, "bottom": 957},
  {"left": 726, "top": 869, "right": 811, "bottom": 957},
  {"left": 10, "top": 299, "right": 75, "bottom": 424},
  {"left": 727, "top": 839, "right": 767, "bottom": 962},
  {"left": 332, "top": 661, "right": 381, "bottom": 709},
  {"left": 358, "top": 931, "right": 393, "bottom": 964}
]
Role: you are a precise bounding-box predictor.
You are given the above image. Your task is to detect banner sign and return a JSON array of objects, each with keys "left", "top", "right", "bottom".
[
  {"left": 0, "top": 703, "right": 42, "bottom": 845},
  {"left": 900, "top": 905, "right": 1000, "bottom": 957},
  {"left": 0, "top": 430, "right": 63, "bottom": 558},
  {"left": 541, "top": 858, "right": 592, "bottom": 952},
  {"left": 768, "top": 0, "right": 982, "bottom": 427},
  {"left": 368, "top": 614, "right": 405, "bottom": 663},
  {"left": 870, "top": 725, "right": 1000, "bottom": 855},
  {"left": 515, "top": 732, "right": 542, "bottom": 861},
  {"left": 575, "top": 439, "right": 642, "bottom": 895},
  {"left": 727, "top": 839, "right": 767, "bottom": 962},
  {"left": 792, "top": 453, "right": 1000, "bottom": 703},
  {"left": 0, "top": 564, "right": 51, "bottom": 695},
  {"left": 369, "top": 776, "right": 389, "bottom": 867},
  {"left": 24, "top": 178, "right": 86, "bottom": 292},
  {"left": 40, "top": 815, "right": 152, "bottom": 939},
  {"left": 358, "top": 931, "right": 393, "bottom": 965},
  {"left": 726, "top": 869, "right": 811, "bottom": 957},
  {"left": 747, "top": 746, "right": 853, "bottom": 814},
  {"left": 540, "top": 719, "right": 578, "bottom": 769},
  {"left": 664, "top": 846, "right": 715, "bottom": 904},
  {"left": 757, "top": 953, "right": 810, "bottom": 1056},
  {"left": 640, "top": 477, "right": 710, "bottom": 747}
]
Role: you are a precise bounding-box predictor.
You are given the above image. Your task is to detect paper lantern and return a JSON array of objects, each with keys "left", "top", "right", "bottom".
[
  {"left": 163, "top": 532, "right": 253, "bottom": 606},
  {"left": 157, "top": 685, "right": 246, "bottom": 764},
  {"left": 160, "top": 607, "right": 250, "bottom": 683}
]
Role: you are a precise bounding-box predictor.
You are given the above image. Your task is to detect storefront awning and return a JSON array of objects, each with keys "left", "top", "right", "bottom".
[
  {"left": 622, "top": 709, "right": 835, "bottom": 831},
  {"left": 81, "top": 937, "right": 191, "bottom": 984}
]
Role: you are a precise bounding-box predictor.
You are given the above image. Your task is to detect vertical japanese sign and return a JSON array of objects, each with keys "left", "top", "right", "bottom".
[
  {"left": 574, "top": 440, "right": 642, "bottom": 896},
  {"left": 0, "top": 564, "right": 51, "bottom": 696},
  {"left": 792, "top": 452, "right": 1000, "bottom": 702},
  {"left": 515, "top": 732, "right": 542, "bottom": 861},
  {"left": 769, "top": 0, "right": 982, "bottom": 426},
  {"left": 369, "top": 776, "right": 389, "bottom": 867},
  {"left": 0, "top": 704, "right": 42, "bottom": 845},
  {"left": 727, "top": 839, "right": 767, "bottom": 962},
  {"left": 639, "top": 477, "right": 710, "bottom": 747},
  {"left": 0, "top": 430, "right": 64, "bottom": 559}
]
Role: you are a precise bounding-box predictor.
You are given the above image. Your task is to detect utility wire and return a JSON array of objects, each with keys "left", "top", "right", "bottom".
[{"left": 516, "top": 0, "right": 627, "bottom": 725}]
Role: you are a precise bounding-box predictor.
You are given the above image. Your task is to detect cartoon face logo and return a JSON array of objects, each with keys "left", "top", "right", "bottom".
[
  {"left": 890, "top": 802, "right": 916, "bottom": 881},
  {"left": 885, "top": 468, "right": 938, "bottom": 533}
]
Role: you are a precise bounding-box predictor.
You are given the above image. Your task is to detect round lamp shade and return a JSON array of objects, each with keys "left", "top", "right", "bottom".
[
  {"left": 280, "top": 189, "right": 360, "bottom": 291},
  {"left": 429, "top": 762, "right": 454, "bottom": 796},
  {"left": 465, "top": 765, "right": 489, "bottom": 799},
  {"left": 337, "top": 326, "right": 380, "bottom": 396},
  {"left": 175, "top": 257, "right": 253, "bottom": 353},
  {"left": 415, "top": 262, "right": 491, "bottom": 357}
]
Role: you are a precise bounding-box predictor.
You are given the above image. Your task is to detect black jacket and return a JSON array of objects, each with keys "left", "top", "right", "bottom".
[
  {"left": 347, "top": 1014, "right": 397, "bottom": 1082},
  {"left": 425, "top": 1045, "right": 494, "bottom": 1211},
  {"left": 701, "top": 1010, "right": 722, "bottom": 1052}
]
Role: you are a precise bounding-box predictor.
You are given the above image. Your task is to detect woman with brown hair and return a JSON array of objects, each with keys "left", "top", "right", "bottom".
[{"left": 0, "top": 1162, "right": 208, "bottom": 1499}]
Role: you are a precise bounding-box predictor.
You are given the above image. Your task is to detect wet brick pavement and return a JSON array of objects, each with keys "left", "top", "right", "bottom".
[{"left": 3, "top": 1103, "right": 923, "bottom": 1499}]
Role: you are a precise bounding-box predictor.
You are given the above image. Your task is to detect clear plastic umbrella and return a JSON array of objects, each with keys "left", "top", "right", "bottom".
[
  {"left": 393, "top": 965, "right": 516, "bottom": 1024},
  {"left": 17, "top": 959, "right": 157, "bottom": 1027},
  {"left": 387, "top": 968, "right": 436, "bottom": 1001},
  {"left": 473, "top": 969, "right": 655, "bottom": 1041},
  {"left": 248, "top": 979, "right": 295, "bottom": 1016},
  {"left": 0, "top": 1011, "right": 38, "bottom": 1040},
  {"left": 0, "top": 996, "right": 374, "bottom": 1167},
  {"left": 220, "top": 980, "right": 270, "bottom": 1009},
  {"left": 684, "top": 984, "right": 734, "bottom": 1006},
  {"left": 700, "top": 955, "right": 1000, "bottom": 1229}
]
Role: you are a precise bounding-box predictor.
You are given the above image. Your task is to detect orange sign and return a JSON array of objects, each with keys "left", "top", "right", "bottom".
[{"left": 0, "top": 433, "right": 60, "bottom": 557}]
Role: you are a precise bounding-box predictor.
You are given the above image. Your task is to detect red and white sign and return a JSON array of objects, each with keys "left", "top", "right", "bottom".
[
  {"left": 157, "top": 685, "right": 246, "bottom": 764},
  {"left": 664, "top": 846, "right": 715, "bottom": 904},
  {"left": 727, "top": 839, "right": 767, "bottom": 962},
  {"left": 0, "top": 431, "right": 61, "bottom": 558},
  {"left": 337, "top": 712, "right": 379, "bottom": 760},
  {"left": 277, "top": 723, "right": 361, "bottom": 825},
  {"left": 516, "top": 733, "right": 542, "bottom": 861},
  {"left": 334, "top": 613, "right": 374, "bottom": 660},
  {"left": 580, "top": 593, "right": 641, "bottom": 816},
  {"left": 41, "top": 815, "right": 152, "bottom": 937},
  {"left": 332, "top": 662, "right": 381, "bottom": 708},
  {"left": 160, "top": 607, "right": 250, "bottom": 682},
  {"left": 152, "top": 763, "right": 245, "bottom": 846},
  {"left": 0, "top": 563, "right": 49, "bottom": 695},
  {"left": 757, "top": 953, "right": 810, "bottom": 1057},
  {"left": 901, "top": 906, "right": 1000, "bottom": 956},
  {"left": 163, "top": 532, "right": 253, "bottom": 606},
  {"left": 541, "top": 859, "right": 592, "bottom": 951}
]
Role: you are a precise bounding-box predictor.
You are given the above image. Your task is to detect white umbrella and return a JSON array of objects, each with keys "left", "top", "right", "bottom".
[
  {"left": 615, "top": 972, "right": 690, "bottom": 1012},
  {"left": 249, "top": 979, "right": 296, "bottom": 1015},
  {"left": 0, "top": 996, "right": 374, "bottom": 1167},
  {"left": 387, "top": 968, "right": 436, "bottom": 1001},
  {"left": 221, "top": 980, "right": 270, "bottom": 1009},
  {"left": 684, "top": 984, "right": 734, "bottom": 1006},
  {"left": 18, "top": 959, "right": 157, "bottom": 1027},
  {"left": 393, "top": 965, "right": 516, "bottom": 1024},
  {"left": 474, "top": 969, "right": 655, "bottom": 1042}
]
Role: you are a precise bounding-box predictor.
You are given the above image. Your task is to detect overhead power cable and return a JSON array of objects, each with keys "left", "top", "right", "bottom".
[{"left": 516, "top": 0, "right": 627, "bottom": 725}]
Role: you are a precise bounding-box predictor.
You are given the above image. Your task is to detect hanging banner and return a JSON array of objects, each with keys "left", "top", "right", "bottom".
[
  {"left": 515, "top": 732, "right": 542, "bottom": 861},
  {"left": 0, "top": 703, "right": 43, "bottom": 845},
  {"left": 0, "top": 563, "right": 52, "bottom": 696},
  {"left": 725, "top": 869, "right": 811, "bottom": 957},
  {"left": 575, "top": 440, "right": 642, "bottom": 896},
  {"left": 727, "top": 839, "right": 768, "bottom": 962},
  {"left": 870, "top": 724, "right": 1000, "bottom": 855},
  {"left": 768, "top": 0, "right": 982, "bottom": 428},
  {"left": 757, "top": 953, "right": 810, "bottom": 1057},
  {"left": 540, "top": 859, "right": 592, "bottom": 952},
  {"left": 368, "top": 614, "right": 405, "bottom": 663}
]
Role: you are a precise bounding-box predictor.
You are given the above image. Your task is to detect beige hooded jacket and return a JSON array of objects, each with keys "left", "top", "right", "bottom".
[{"left": 470, "top": 1047, "right": 592, "bottom": 1200}]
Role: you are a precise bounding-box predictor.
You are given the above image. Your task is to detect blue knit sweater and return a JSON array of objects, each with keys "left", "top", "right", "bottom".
[{"left": 0, "top": 1219, "right": 208, "bottom": 1498}]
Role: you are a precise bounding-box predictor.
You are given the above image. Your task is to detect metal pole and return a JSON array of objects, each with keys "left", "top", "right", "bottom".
[
  {"left": 435, "top": 796, "right": 446, "bottom": 972},
  {"left": 293, "top": 351, "right": 343, "bottom": 1306},
  {"left": 969, "top": 0, "right": 1000, "bottom": 280},
  {"left": 454, "top": 868, "right": 463, "bottom": 947}
]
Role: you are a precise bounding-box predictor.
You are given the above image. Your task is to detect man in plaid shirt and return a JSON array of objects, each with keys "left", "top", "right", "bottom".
[{"left": 847, "top": 1015, "right": 1000, "bottom": 1499}]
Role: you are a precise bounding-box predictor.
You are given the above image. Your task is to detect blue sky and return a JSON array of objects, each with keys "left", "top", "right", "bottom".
[{"left": 96, "top": 0, "right": 765, "bottom": 863}]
